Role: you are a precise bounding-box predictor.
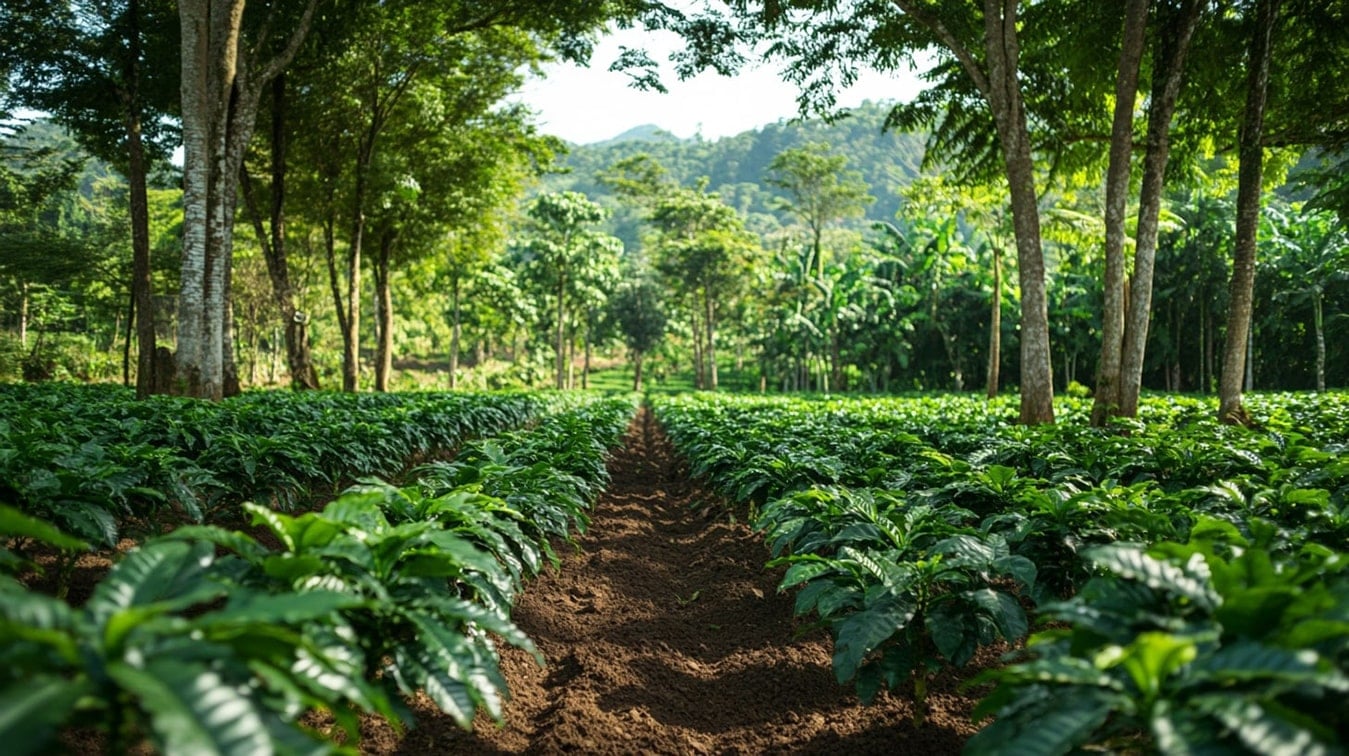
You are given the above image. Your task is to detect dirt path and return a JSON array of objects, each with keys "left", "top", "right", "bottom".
[{"left": 366, "top": 408, "right": 979, "bottom": 754}]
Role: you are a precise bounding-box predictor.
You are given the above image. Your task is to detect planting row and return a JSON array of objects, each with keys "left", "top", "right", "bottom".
[
  {"left": 0, "top": 383, "right": 565, "bottom": 548},
  {"left": 652, "top": 393, "right": 1348, "bottom": 755},
  {"left": 1, "top": 393, "right": 637, "bottom": 755}
]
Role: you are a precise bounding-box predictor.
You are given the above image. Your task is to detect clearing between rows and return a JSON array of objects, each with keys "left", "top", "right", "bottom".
[{"left": 360, "top": 407, "right": 988, "bottom": 755}]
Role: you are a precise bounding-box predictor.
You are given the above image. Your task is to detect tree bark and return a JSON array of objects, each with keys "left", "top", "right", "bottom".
[
  {"left": 893, "top": 0, "right": 1053, "bottom": 422},
  {"left": 1091, "top": 0, "right": 1149, "bottom": 427},
  {"left": 1313, "top": 293, "right": 1325, "bottom": 392},
  {"left": 1220, "top": 0, "right": 1279, "bottom": 425},
  {"left": 241, "top": 73, "right": 319, "bottom": 390},
  {"left": 986, "top": 244, "right": 1002, "bottom": 398},
  {"left": 120, "top": 0, "right": 157, "bottom": 398},
  {"left": 983, "top": 0, "right": 1054, "bottom": 423},
  {"left": 1119, "top": 0, "right": 1203, "bottom": 417},
  {"left": 705, "top": 290, "right": 718, "bottom": 391},
  {"left": 373, "top": 231, "right": 394, "bottom": 392},
  {"left": 176, "top": 0, "right": 317, "bottom": 399},
  {"left": 449, "top": 273, "right": 461, "bottom": 389},
  {"left": 555, "top": 273, "right": 567, "bottom": 389}
]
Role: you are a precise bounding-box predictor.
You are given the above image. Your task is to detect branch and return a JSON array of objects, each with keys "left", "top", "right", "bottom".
[{"left": 889, "top": 0, "right": 992, "bottom": 100}]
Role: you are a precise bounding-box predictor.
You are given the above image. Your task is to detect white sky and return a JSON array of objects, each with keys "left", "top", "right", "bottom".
[{"left": 514, "top": 26, "right": 930, "bottom": 144}]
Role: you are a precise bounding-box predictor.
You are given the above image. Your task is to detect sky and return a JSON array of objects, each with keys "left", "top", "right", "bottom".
[{"left": 513, "top": 25, "right": 930, "bottom": 145}]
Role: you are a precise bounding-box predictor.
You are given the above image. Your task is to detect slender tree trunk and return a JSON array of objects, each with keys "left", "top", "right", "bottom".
[
  {"left": 1091, "top": 0, "right": 1149, "bottom": 426},
  {"left": 18, "top": 281, "right": 29, "bottom": 348},
  {"left": 984, "top": 0, "right": 1054, "bottom": 424},
  {"left": 705, "top": 291, "right": 718, "bottom": 391},
  {"left": 1220, "top": 0, "right": 1279, "bottom": 425},
  {"left": 121, "top": 0, "right": 157, "bottom": 398},
  {"left": 555, "top": 274, "right": 567, "bottom": 389},
  {"left": 1313, "top": 293, "right": 1325, "bottom": 392},
  {"left": 691, "top": 308, "right": 705, "bottom": 390},
  {"left": 449, "top": 273, "right": 461, "bottom": 389},
  {"left": 123, "top": 290, "right": 134, "bottom": 386},
  {"left": 583, "top": 319, "right": 592, "bottom": 390},
  {"left": 374, "top": 232, "right": 394, "bottom": 392},
  {"left": 1119, "top": 0, "right": 1202, "bottom": 417},
  {"left": 343, "top": 160, "right": 370, "bottom": 393},
  {"left": 987, "top": 244, "right": 1002, "bottom": 398},
  {"left": 633, "top": 352, "right": 644, "bottom": 392},
  {"left": 241, "top": 73, "right": 319, "bottom": 390},
  {"left": 567, "top": 318, "right": 577, "bottom": 389}
]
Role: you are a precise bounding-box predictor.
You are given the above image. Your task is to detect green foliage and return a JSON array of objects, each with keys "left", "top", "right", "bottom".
[
  {"left": 0, "top": 537, "right": 386, "bottom": 755},
  {"left": 654, "top": 391, "right": 1348, "bottom": 744},
  {"left": 0, "top": 390, "right": 636, "bottom": 752},
  {"left": 758, "top": 486, "right": 1033, "bottom": 723},
  {"left": 0, "top": 384, "right": 548, "bottom": 547},
  {"left": 967, "top": 538, "right": 1348, "bottom": 756}
]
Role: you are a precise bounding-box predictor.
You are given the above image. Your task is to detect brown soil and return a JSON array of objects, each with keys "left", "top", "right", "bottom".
[{"left": 357, "top": 408, "right": 983, "bottom": 755}]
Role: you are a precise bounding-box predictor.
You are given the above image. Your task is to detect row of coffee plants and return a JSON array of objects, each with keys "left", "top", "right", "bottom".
[
  {"left": 1, "top": 393, "right": 636, "bottom": 755},
  {"left": 652, "top": 392, "right": 1347, "bottom": 754},
  {"left": 0, "top": 383, "right": 559, "bottom": 552}
]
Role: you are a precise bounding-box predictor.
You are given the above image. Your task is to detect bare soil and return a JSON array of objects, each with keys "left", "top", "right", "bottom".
[{"left": 357, "top": 408, "right": 984, "bottom": 755}]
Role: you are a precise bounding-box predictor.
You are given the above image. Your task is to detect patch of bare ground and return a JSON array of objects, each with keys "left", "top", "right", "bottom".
[{"left": 360, "top": 408, "right": 985, "bottom": 755}]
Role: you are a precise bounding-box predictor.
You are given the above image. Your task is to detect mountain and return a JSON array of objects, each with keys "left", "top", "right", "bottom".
[
  {"left": 538, "top": 100, "right": 929, "bottom": 249},
  {"left": 589, "top": 124, "right": 681, "bottom": 146}
]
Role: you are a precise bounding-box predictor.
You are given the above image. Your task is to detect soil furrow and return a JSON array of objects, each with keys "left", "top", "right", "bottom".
[{"left": 364, "top": 408, "right": 977, "bottom": 754}]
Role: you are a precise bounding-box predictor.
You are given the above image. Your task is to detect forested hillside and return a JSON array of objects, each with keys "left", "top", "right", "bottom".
[{"left": 541, "top": 100, "right": 926, "bottom": 233}]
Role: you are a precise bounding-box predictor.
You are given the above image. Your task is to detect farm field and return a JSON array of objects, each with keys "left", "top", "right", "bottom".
[{"left": 3, "top": 387, "right": 1347, "bottom": 754}]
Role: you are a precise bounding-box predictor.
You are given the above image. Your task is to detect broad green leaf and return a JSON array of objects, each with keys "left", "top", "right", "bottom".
[
  {"left": 0, "top": 675, "right": 90, "bottom": 756},
  {"left": 832, "top": 601, "right": 913, "bottom": 682},
  {"left": 964, "top": 692, "right": 1115, "bottom": 756},
  {"left": 967, "top": 588, "right": 1029, "bottom": 642},
  {"left": 0, "top": 504, "right": 88, "bottom": 552},
  {"left": 1084, "top": 545, "right": 1217, "bottom": 610},
  {"left": 201, "top": 590, "right": 364, "bottom": 627},
  {"left": 1207, "top": 697, "right": 1334, "bottom": 756},
  {"left": 245, "top": 503, "right": 296, "bottom": 552},
  {"left": 87, "top": 540, "right": 225, "bottom": 634},
  {"left": 107, "top": 660, "right": 274, "bottom": 756},
  {"left": 1189, "top": 642, "right": 1348, "bottom": 690}
]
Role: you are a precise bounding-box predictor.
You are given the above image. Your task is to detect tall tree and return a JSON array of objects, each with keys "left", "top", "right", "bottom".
[
  {"left": 610, "top": 277, "right": 668, "bottom": 391},
  {"left": 1219, "top": 0, "right": 1280, "bottom": 424},
  {"left": 176, "top": 0, "right": 318, "bottom": 398},
  {"left": 2, "top": 0, "right": 179, "bottom": 397},
  {"left": 520, "top": 191, "right": 623, "bottom": 389},
  {"left": 239, "top": 73, "right": 320, "bottom": 390},
  {"left": 765, "top": 142, "right": 874, "bottom": 280},
  {"left": 692, "top": 0, "right": 1056, "bottom": 421}
]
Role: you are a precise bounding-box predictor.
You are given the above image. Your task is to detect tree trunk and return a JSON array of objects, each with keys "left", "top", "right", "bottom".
[
  {"left": 1119, "top": 0, "right": 1203, "bottom": 417},
  {"left": 555, "top": 274, "right": 567, "bottom": 389},
  {"left": 983, "top": 0, "right": 1054, "bottom": 424},
  {"left": 694, "top": 309, "right": 706, "bottom": 390},
  {"left": 705, "top": 290, "right": 718, "bottom": 391},
  {"left": 633, "top": 352, "right": 644, "bottom": 392},
  {"left": 121, "top": 0, "right": 157, "bottom": 398},
  {"left": 242, "top": 73, "right": 319, "bottom": 390},
  {"left": 18, "top": 281, "right": 28, "bottom": 348},
  {"left": 1091, "top": 0, "right": 1149, "bottom": 427},
  {"left": 449, "top": 273, "right": 461, "bottom": 389},
  {"left": 583, "top": 319, "right": 592, "bottom": 390},
  {"left": 895, "top": 0, "right": 1053, "bottom": 422},
  {"left": 373, "top": 231, "right": 394, "bottom": 392},
  {"left": 1220, "top": 0, "right": 1279, "bottom": 425},
  {"left": 343, "top": 163, "right": 369, "bottom": 393},
  {"left": 986, "top": 244, "right": 1002, "bottom": 398},
  {"left": 176, "top": 0, "right": 317, "bottom": 399},
  {"left": 1313, "top": 292, "right": 1325, "bottom": 392}
]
